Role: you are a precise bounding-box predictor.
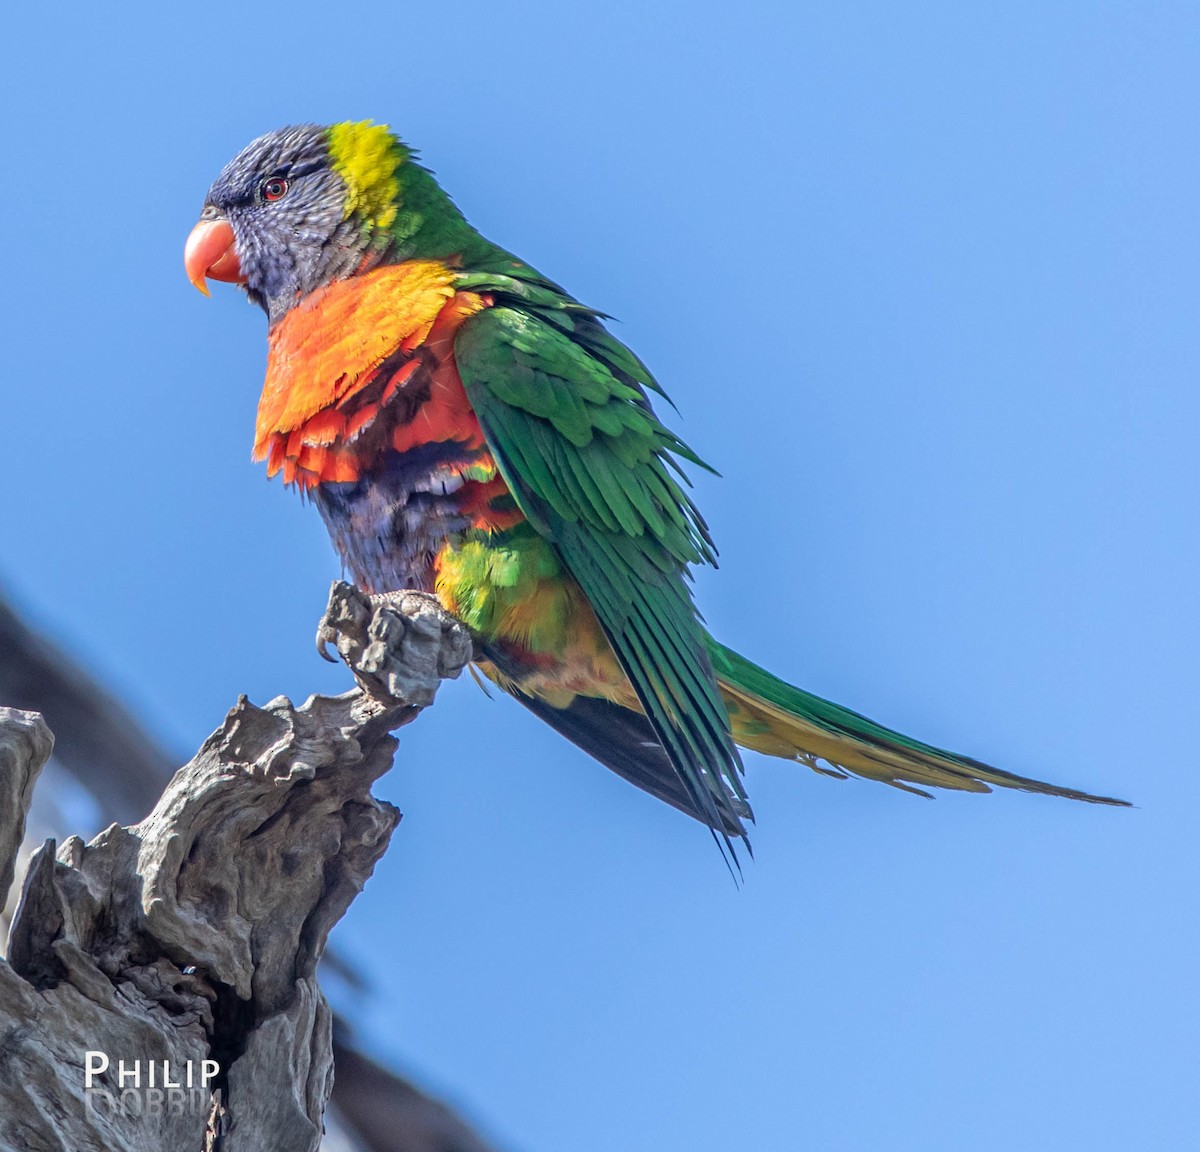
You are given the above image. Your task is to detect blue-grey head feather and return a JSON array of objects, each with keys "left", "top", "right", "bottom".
[{"left": 201, "top": 125, "right": 377, "bottom": 324}]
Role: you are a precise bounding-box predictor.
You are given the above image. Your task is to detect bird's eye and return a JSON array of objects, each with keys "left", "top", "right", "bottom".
[{"left": 261, "top": 177, "right": 289, "bottom": 202}]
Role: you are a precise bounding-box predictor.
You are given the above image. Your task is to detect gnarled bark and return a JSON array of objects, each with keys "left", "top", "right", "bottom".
[{"left": 0, "top": 585, "right": 477, "bottom": 1152}]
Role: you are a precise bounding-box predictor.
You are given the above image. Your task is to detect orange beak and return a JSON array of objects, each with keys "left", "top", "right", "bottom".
[{"left": 184, "top": 217, "right": 245, "bottom": 296}]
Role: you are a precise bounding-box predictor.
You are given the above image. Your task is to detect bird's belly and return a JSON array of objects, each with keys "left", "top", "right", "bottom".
[
  {"left": 315, "top": 446, "right": 637, "bottom": 712},
  {"left": 312, "top": 441, "right": 487, "bottom": 594}
]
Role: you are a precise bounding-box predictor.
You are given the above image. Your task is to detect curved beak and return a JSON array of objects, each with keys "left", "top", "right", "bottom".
[{"left": 184, "top": 217, "right": 245, "bottom": 296}]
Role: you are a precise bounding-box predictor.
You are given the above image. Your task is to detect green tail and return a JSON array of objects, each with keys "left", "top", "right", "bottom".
[{"left": 707, "top": 639, "right": 1129, "bottom": 805}]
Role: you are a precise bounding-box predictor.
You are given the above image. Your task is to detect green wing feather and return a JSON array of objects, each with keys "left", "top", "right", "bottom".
[{"left": 453, "top": 287, "right": 751, "bottom": 847}]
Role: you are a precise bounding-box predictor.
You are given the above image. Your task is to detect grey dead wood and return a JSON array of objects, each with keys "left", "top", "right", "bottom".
[{"left": 0, "top": 584, "right": 478, "bottom": 1152}]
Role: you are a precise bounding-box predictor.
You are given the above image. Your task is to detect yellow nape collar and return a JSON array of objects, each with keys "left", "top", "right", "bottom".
[{"left": 326, "top": 120, "right": 403, "bottom": 230}]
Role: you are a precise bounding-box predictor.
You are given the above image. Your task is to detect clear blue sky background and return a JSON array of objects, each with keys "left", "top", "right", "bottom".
[{"left": 2, "top": 3, "right": 1196, "bottom": 1149}]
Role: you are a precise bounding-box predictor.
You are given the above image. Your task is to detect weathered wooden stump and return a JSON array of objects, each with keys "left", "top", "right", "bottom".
[{"left": 0, "top": 584, "right": 473, "bottom": 1152}]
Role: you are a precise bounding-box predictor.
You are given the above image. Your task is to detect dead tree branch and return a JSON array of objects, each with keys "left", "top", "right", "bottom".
[{"left": 0, "top": 584, "right": 478, "bottom": 1152}]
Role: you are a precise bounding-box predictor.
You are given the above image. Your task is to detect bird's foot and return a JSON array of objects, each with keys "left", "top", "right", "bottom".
[{"left": 316, "top": 580, "right": 475, "bottom": 708}]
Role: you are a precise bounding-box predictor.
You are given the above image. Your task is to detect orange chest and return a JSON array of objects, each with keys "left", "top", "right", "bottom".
[{"left": 253, "top": 261, "right": 492, "bottom": 489}]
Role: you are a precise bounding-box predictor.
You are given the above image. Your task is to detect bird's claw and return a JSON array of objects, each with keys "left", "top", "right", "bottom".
[
  {"left": 315, "top": 581, "right": 475, "bottom": 708},
  {"left": 316, "top": 581, "right": 367, "bottom": 664}
]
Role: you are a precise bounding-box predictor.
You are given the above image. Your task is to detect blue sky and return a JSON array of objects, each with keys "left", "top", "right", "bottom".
[{"left": 2, "top": 2, "right": 1196, "bottom": 1149}]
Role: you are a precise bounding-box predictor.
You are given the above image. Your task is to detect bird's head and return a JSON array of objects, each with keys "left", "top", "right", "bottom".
[{"left": 185, "top": 121, "right": 413, "bottom": 323}]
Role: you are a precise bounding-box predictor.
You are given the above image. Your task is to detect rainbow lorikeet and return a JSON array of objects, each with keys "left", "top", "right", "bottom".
[{"left": 184, "top": 121, "right": 1126, "bottom": 851}]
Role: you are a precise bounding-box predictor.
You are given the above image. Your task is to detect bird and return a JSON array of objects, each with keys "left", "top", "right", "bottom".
[{"left": 184, "top": 120, "right": 1127, "bottom": 855}]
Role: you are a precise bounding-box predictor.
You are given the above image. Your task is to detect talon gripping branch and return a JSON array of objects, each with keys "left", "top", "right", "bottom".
[{"left": 185, "top": 120, "right": 1126, "bottom": 858}]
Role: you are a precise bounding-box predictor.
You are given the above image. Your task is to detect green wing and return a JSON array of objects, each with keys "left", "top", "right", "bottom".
[{"left": 453, "top": 285, "right": 751, "bottom": 848}]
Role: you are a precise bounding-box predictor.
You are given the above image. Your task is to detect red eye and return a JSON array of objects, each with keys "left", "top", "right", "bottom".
[{"left": 262, "top": 177, "right": 289, "bottom": 202}]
